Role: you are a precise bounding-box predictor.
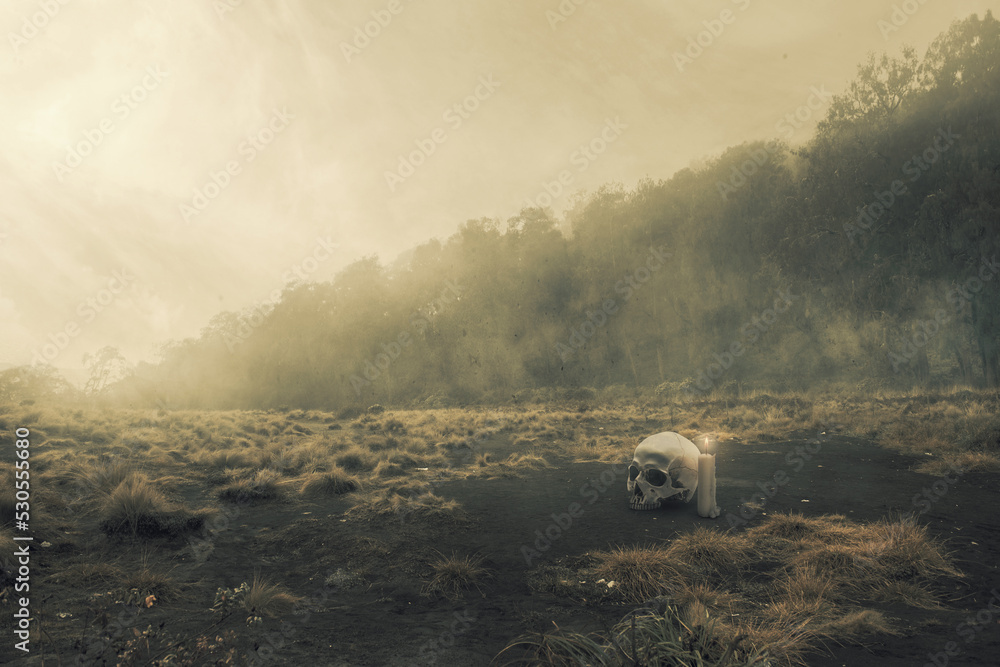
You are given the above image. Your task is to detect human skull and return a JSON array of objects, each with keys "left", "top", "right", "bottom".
[{"left": 627, "top": 432, "right": 700, "bottom": 510}]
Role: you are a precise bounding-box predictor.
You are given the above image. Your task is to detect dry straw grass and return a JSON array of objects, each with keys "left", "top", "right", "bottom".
[
  {"left": 299, "top": 467, "right": 362, "bottom": 497},
  {"left": 242, "top": 574, "right": 303, "bottom": 618},
  {"left": 345, "top": 489, "right": 466, "bottom": 524},
  {"left": 550, "top": 512, "right": 962, "bottom": 666},
  {"left": 421, "top": 552, "right": 489, "bottom": 601}
]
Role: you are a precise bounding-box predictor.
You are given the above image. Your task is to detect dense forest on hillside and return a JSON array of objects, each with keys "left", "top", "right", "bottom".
[{"left": 9, "top": 13, "right": 1000, "bottom": 410}]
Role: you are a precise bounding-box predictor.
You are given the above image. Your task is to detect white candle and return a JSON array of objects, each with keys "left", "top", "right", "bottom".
[{"left": 697, "top": 437, "right": 720, "bottom": 518}]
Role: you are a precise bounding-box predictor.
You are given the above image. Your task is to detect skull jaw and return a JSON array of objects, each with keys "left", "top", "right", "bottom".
[
  {"left": 629, "top": 496, "right": 662, "bottom": 510},
  {"left": 629, "top": 488, "right": 684, "bottom": 510}
]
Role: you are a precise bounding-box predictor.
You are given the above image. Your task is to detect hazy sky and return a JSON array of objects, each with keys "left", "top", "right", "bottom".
[{"left": 2, "top": 0, "right": 998, "bottom": 378}]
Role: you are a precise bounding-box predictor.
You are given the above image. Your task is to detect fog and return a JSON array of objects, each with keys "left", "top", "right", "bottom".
[{"left": 0, "top": 0, "right": 996, "bottom": 378}]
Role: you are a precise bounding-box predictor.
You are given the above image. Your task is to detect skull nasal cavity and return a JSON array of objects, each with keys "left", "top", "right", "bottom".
[{"left": 645, "top": 469, "right": 667, "bottom": 487}]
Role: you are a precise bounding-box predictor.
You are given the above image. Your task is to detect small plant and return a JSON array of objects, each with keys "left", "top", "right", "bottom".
[
  {"left": 242, "top": 574, "right": 302, "bottom": 620},
  {"left": 299, "top": 468, "right": 361, "bottom": 496},
  {"left": 422, "top": 552, "right": 489, "bottom": 601},
  {"left": 217, "top": 469, "right": 284, "bottom": 503}
]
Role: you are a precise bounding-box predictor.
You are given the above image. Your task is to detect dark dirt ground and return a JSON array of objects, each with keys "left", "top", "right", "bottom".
[{"left": 3, "top": 424, "right": 1000, "bottom": 666}]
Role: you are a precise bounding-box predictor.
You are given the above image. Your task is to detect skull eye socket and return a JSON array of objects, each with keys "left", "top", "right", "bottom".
[
  {"left": 628, "top": 465, "right": 639, "bottom": 481},
  {"left": 644, "top": 469, "right": 667, "bottom": 487}
]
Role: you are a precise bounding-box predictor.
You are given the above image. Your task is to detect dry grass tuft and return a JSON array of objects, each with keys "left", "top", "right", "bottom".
[
  {"left": 217, "top": 469, "right": 284, "bottom": 504},
  {"left": 299, "top": 468, "right": 362, "bottom": 497},
  {"left": 99, "top": 476, "right": 169, "bottom": 535},
  {"left": 116, "top": 555, "right": 180, "bottom": 604},
  {"left": 373, "top": 460, "right": 408, "bottom": 478},
  {"left": 45, "top": 562, "right": 122, "bottom": 585},
  {"left": 345, "top": 489, "right": 466, "bottom": 525},
  {"left": 421, "top": 552, "right": 489, "bottom": 601},
  {"left": 464, "top": 452, "right": 550, "bottom": 479},
  {"left": 665, "top": 527, "right": 753, "bottom": 577},
  {"left": 814, "top": 609, "right": 898, "bottom": 640},
  {"left": 334, "top": 446, "right": 379, "bottom": 472},
  {"left": 242, "top": 574, "right": 303, "bottom": 618},
  {"left": 590, "top": 545, "right": 681, "bottom": 603}
]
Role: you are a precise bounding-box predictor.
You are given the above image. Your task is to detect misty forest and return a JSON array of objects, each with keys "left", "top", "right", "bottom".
[
  {"left": 28, "top": 13, "right": 1000, "bottom": 411},
  {"left": 2, "top": 8, "right": 1000, "bottom": 667}
]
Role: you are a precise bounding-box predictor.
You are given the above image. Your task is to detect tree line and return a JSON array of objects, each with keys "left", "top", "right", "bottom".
[{"left": 8, "top": 13, "right": 998, "bottom": 409}]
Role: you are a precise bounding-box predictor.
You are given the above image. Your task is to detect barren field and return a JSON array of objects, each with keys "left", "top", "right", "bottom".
[{"left": 2, "top": 391, "right": 999, "bottom": 665}]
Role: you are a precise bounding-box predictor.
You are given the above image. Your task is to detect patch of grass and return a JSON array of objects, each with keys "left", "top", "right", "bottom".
[
  {"left": 299, "top": 468, "right": 362, "bottom": 497},
  {"left": 98, "top": 476, "right": 203, "bottom": 538},
  {"left": 496, "top": 602, "right": 769, "bottom": 667},
  {"left": 814, "top": 608, "right": 898, "bottom": 640},
  {"left": 590, "top": 545, "right": 681, "bottom": 604},
  {"left": 217, "top": 469, "right": 284, "bottom": 504},
  {"left": 465, "top": 452, "right": 551, "bottom": 479},
  {"left": 871, "top": 580, "right": 941, "bottom": 609},
  {"left": 373, "top": 460, "right": 408, "bottom": 478},
  {"left": 421, "top": 552, "right": 489, "bottom": 601},
  {"left": 915, "top": 451, "right": 1000, "bottom": 474},
  {"left": 74, "top": 458, "right": 142, "bottom": 496},
  {"left": 334, "top": 446, "right": 379, "bottom": 472},
  {"left": 45, "top": 561, "right": 122, "bottom": 586},
  {"left": 345, "top": 489, "right": 466, "bottom": 525},
  {"left": 115, "top": 555, "right": 179, "bottom": 605},
  {"left": 665, "top": 527, "right": 753, "bottom": 578},
  {"left": 541, "top": 512, "right": 961, "bottom": 666},
  {"left": 242, "top": 574, "right": 303, "bottom": 618}
]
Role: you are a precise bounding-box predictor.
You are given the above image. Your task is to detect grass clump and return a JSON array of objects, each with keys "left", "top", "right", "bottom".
[
  {"left": 421, "top": 552, "right": 489, "bottom": 601},
  {"left": 217, "top": 469, "right": 284, "bottom": 504},
  {"left": 536, "top": 512, "right": 962, "bottom": 666},
  {"left": 496, "top": 601, "right": 769, "bottom": 666},
  {"left": 665, "top": 527, "right": 753, "bottom": 578},
  {"left": 345, "top": 489, "right": 466, "bottom": 525},
  {"left": 242, "top": 574, "right": 303, "bottom": 618},
  {"left": 99, "top": 476, "right": 203, "bottom": 538},
  {"left": 299, "top": 467, "right": 362, "bottom": 497},
  {"left": 590, "top": 545, "right": 681, "bottom": 604}
]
